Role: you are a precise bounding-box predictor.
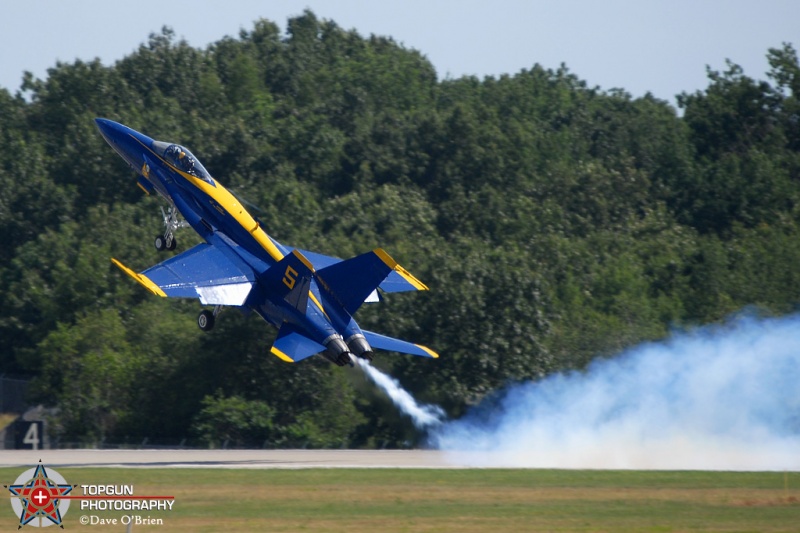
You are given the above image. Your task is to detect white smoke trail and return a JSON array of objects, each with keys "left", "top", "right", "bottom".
[
  {"left": 355, "top": 358, "right": 445, "bottom": 429},
  {"left": 429, "top": 314, "right": 800, "bottom": 470}
]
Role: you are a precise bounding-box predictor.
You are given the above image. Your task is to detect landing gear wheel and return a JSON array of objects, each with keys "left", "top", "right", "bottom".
[
  {"left": 167, "top": 235, "right": 177, "bottom": 251},
  {"left": 198, "top": 310, "right": 215, "bottom": 331},
  {"left": 154, "top": 235, "right": 167, "bottom": 251}
]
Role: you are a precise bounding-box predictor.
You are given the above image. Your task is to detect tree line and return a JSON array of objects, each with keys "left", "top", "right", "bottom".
[{"left": 1, "top": 10, "right": 798, "bottom": 447}]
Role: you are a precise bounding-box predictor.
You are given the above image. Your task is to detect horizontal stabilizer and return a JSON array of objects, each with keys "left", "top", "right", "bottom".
[
  {"left": 362, "top": 330, "right": 438, "bottom": 359},
  {"left": 295, "top": 249, "right": 341, "bottom": 269},
  {"left": 270, "top": 322, "right": 325, "bottom": 363},
  {"left": 378, "top": 270, "right": 427, "bottom": 293}
]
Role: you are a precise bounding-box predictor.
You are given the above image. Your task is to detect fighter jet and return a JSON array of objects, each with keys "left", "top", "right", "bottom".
[{"left": 95, "top": 119, "right": 437, "bottom": 366}]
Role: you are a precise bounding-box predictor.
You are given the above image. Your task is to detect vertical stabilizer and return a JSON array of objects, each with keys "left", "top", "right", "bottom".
[
  {"left": 316, "top": 248, "right": 427, "bottom": 314},
  {"left": 262, "top": 250, "right": 315, "bottom": 311}
]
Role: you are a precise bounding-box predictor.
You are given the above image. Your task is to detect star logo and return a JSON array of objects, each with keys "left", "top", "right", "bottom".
[{"left": 6, "top": 461, "right": 75, "bottom": 529}]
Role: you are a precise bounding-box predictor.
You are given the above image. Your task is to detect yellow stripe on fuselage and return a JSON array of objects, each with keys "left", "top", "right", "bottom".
[
  {"left": 129, "top": 133, "right": 285, "bottom": 264},
  {"left": 173, "top": 168, "right": 285, "bottom": 263}
]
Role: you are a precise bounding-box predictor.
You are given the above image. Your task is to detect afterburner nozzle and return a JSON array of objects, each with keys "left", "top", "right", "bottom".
[
  {"left": 347, "top": 334, "right": 374, "bottom": 361},
  {"left": 323, "top": 336, "right": 355, "bottom": 367}
]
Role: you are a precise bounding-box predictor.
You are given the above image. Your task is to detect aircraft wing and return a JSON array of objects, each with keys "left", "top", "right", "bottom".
[{"left": 112, "top": 243, "right": 255, "bottom": 306}]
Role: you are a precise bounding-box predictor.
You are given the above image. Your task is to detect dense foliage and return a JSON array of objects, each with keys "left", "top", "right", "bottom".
[{"left": 1, "top": 11, "right": 799, "bottom": 447}]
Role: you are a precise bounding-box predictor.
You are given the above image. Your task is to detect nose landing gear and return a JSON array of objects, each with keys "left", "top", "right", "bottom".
[
  {"left": 154, "top": 205, "right": 189, "bottom": 251},
  {"left": 154, "top": 234, "right": 176, "bottom": 251}
]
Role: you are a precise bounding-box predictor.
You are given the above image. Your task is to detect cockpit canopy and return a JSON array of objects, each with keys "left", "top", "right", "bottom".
[{"left": 158, "top": 142, "right": 213, "bottom": 184}]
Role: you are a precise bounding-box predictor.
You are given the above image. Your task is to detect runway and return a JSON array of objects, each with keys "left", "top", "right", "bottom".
[{"left": 0, "top": 449, "right": 485, "bottom": 469}]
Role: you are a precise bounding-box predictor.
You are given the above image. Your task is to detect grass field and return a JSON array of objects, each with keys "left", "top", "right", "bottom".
[{"left": 1, "top": 467, "right": 798, "bottom": 532}]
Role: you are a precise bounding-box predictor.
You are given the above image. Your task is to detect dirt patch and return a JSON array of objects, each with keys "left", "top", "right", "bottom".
[{"left": 736, "top": 496, "right": 799, "bottom": 507}]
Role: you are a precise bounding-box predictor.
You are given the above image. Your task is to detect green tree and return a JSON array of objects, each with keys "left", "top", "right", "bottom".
[
  {"left": 192, "top": 393, "right": 277, "bottom": 447},
  {"left": 35, "top": 309, "right": 136, "bottom": 442}
]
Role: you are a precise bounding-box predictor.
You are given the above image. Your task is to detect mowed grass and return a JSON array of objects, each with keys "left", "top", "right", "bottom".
[{"left": 1, "top": 467, "right": 798, "bottom": 532}]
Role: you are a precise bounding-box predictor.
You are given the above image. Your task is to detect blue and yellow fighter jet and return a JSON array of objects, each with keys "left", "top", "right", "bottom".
[{"left": 96, "top": 118, "right": 437, "bottom": 366}]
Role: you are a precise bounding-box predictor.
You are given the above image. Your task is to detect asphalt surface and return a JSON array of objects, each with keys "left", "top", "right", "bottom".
[{"left": 0, "top": 449, "right": 483, "bottom": 469}]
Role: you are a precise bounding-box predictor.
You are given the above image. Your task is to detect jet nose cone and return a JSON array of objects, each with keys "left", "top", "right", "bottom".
[
  {"left": 95, "top": 117, "right": 120, "bottom": 142},
  {"left": 94, "top": 118, "right": 148, "bottom": 169}
]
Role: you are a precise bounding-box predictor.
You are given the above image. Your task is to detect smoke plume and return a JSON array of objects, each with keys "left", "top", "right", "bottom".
[
  {"left": 429, "top": 314, "right": 800, "bottom": 470},
  {"left": 355, "top": 358, "right": 445, "bottom": 429}
]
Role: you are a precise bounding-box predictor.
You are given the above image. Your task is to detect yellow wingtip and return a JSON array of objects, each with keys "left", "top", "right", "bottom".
[
  {"left": 111, "top": 258, "right": 167, "bottom": 297},
  {"left": 415, "top": 344, "right": 439, "bottom": 359},
  {"left": 270, "top": 346, "right": 295, "bottom": 363}
]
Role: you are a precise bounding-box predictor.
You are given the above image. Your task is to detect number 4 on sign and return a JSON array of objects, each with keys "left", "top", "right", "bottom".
[{"left": 23, "top": 423, "right": 40, "bottom": 451}]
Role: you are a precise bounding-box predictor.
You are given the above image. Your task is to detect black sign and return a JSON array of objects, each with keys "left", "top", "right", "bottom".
[{"left": 13, "top": 421, "right": 43, "bottom": 450}]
